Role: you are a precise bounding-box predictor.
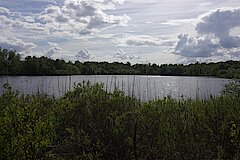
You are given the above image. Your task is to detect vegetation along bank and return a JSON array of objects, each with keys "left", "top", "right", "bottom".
[
  {"left": 0, "top": 81, "right": 240, "bottom": 159},
  {"left": 1, "top": 48, "right": 240, "bottom": 78}
]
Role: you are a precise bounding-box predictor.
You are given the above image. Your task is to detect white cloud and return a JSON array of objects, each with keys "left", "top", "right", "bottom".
[
  {"left": 0, "top": 34, "right": 36, "bottom": 53},
  {"left": 175, "top": 8, "right": 240, "bottom": 62},
  {"left": 115, "top": 35, "right": 162, "bottom": 46},
  {"left": 75, "top": 49, "right": 95, "bottom": 60},
  {"left": 230, "top": 27, "right": 240, "bottom": 37},
  {"left": 38, "top": 0, "right": 130, "bottom": 36},
  {"left": 0, "top": 7, "right": 10, "bottom": 15},
  {"left": 1, "top": 1, "right": 240, "bottom": 64},
  {"left": 161, "top": 18, "right": 197, "bottom": 26},
  {"left": 175, "top": 34, "right": 220, "bottom": 58},
  {"left": 113, "top": 49, "right": 140, "bottom": 60},
  {"left": 45, "top": 42, "right": 61, "bottom": 58},
  {"left": 196, "top": 8, "right": 240, "bottom": 48},
  {"left": 0, "top": 0, "right": 130, "bottom": 38},
  {"left": 0, "top": 10, "right": 48, "bottom": 35}
]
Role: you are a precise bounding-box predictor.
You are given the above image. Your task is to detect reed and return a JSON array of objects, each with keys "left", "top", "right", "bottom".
[{"left": 0, "top": 81, "right": 239, "bottom": 159}]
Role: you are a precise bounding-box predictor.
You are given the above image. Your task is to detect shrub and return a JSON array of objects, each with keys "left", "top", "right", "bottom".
[
  {"left": 222, "top": 80, "right": 240, "bottom": 97},
  {"left": 1, "top": 82, "right": 240, "bottom": 159},
  {"left": 0, "top": 85, "right": 56, "bottom": 159}
]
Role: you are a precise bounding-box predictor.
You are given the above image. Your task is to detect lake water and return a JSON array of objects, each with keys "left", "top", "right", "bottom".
[{"left": 0, "top": 75, "right": 230, "bottom": 100}]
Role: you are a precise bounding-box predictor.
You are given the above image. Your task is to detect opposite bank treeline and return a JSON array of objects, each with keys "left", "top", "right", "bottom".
[{"left": 0, "top": 48, "right": 240, "bottom": 78}]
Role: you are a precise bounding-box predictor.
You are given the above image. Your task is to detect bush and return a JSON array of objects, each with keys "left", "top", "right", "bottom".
[
  {"left": 0, "top": 84, "right": 56, "bottom": 159},
  {"left": 52, "top": 82, "right": 138, "bottom": 159},
  {"left": 1, "top": 82, "right": 240, "bottom": 159},
  {"left": 222, "top": 80, "right": 240, "bottom": 97}
]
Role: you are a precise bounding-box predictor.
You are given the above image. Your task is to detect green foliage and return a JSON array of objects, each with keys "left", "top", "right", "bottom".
[
  {"left": 0, "top": 85, "right": 56, "bottom": 160},
  {"left": 0, "top": 48, "right": 23, "bottom": 74},
  {"left": 222, "top": 80, "right": 240, "bottom": 97},
  {"left": 132, "top": 96, "right": 240, "bottom": 159},
  {"left": 52, "top": 82, "right": 138, "bottom": 159},
  {"left": 0, "top": 82, "right": 240, "bottom": 159},
  {"left": 0, "top": 48, "right": 240, "bottom": 78}
]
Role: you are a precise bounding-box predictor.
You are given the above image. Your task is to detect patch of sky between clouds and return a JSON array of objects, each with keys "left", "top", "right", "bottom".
[{"left": 0, "top": 0, "right": 58, "bottom": 13}]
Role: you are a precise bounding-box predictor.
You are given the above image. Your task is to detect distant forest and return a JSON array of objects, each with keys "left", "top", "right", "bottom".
[{"left": 0, "top": 48, "right": 240, "bottom": 79}]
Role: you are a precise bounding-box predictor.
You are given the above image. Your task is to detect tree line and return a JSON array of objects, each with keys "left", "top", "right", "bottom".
[{"left": 0, "top": 48, "right": 240, "bottom": 78}]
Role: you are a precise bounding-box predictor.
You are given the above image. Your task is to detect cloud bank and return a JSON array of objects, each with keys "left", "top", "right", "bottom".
[
  {"left": 0, "top": 0, "right": 130, "bottom": 58},
  {"left": 38, "top": 0, "right": 130, "bottom": 35},
  {"left": 175, "top": 8, "right": 240, "bottom": 62},
  {"left": 196, "top": 8, "right": 240, "bottom": 48},
  {"left": 45, "top": 42, "right": 62, "bottom": 58},
  {"left": 113, "top": 49, "right": 140, "bottom": 60},
  {"left": 0, "top": 0, "right": 129, "bottom": 42},
  {"left": 0, "top": 34, "right": 36, "bottom": 54},
  {"left": 115, "top": 35, "right": 162, "bottom": 47},
  {"left": 75, "top": 49, "right": 95, "bottom": 61}
]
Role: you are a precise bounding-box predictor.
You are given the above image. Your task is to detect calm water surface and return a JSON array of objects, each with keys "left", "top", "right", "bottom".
[{"left": 0, "top": 75, "right": 230, "bottom": 100}]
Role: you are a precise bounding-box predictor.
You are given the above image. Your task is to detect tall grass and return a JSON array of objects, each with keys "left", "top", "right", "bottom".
[{"left": 0, "top": 82, "right": 240, "bottom": 159}]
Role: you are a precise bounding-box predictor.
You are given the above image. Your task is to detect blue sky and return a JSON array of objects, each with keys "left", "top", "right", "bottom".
[{"left": 0, "top": 0, "right": 240, "bottom": 64}]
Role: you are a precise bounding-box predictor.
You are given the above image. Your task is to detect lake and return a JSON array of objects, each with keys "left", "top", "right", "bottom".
[{"left": 0, "top": 75, "right": 230, "bottom": 100}]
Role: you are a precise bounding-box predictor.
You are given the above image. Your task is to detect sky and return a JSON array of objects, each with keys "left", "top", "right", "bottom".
[{"left": 0, "top": 0, "right": 240, "bottom": 64}]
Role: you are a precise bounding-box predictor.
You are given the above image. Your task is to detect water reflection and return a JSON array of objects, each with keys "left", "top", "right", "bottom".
[{"left": 0, "top": 75, "right": 229, "bottom": 100}]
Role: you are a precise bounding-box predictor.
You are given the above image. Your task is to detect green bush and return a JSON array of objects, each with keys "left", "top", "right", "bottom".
[
  {"left": 52, "top": 82, "right": 139, "bottom": 159},
  {"left": 222, "top": 80, "right": 240, "bottom": 97},
  {"left": 0, "top": 84, "right": 56, "bottom": 160},
  {"left": 1, "top": 82, "right": 240, "bottom": 159}
]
